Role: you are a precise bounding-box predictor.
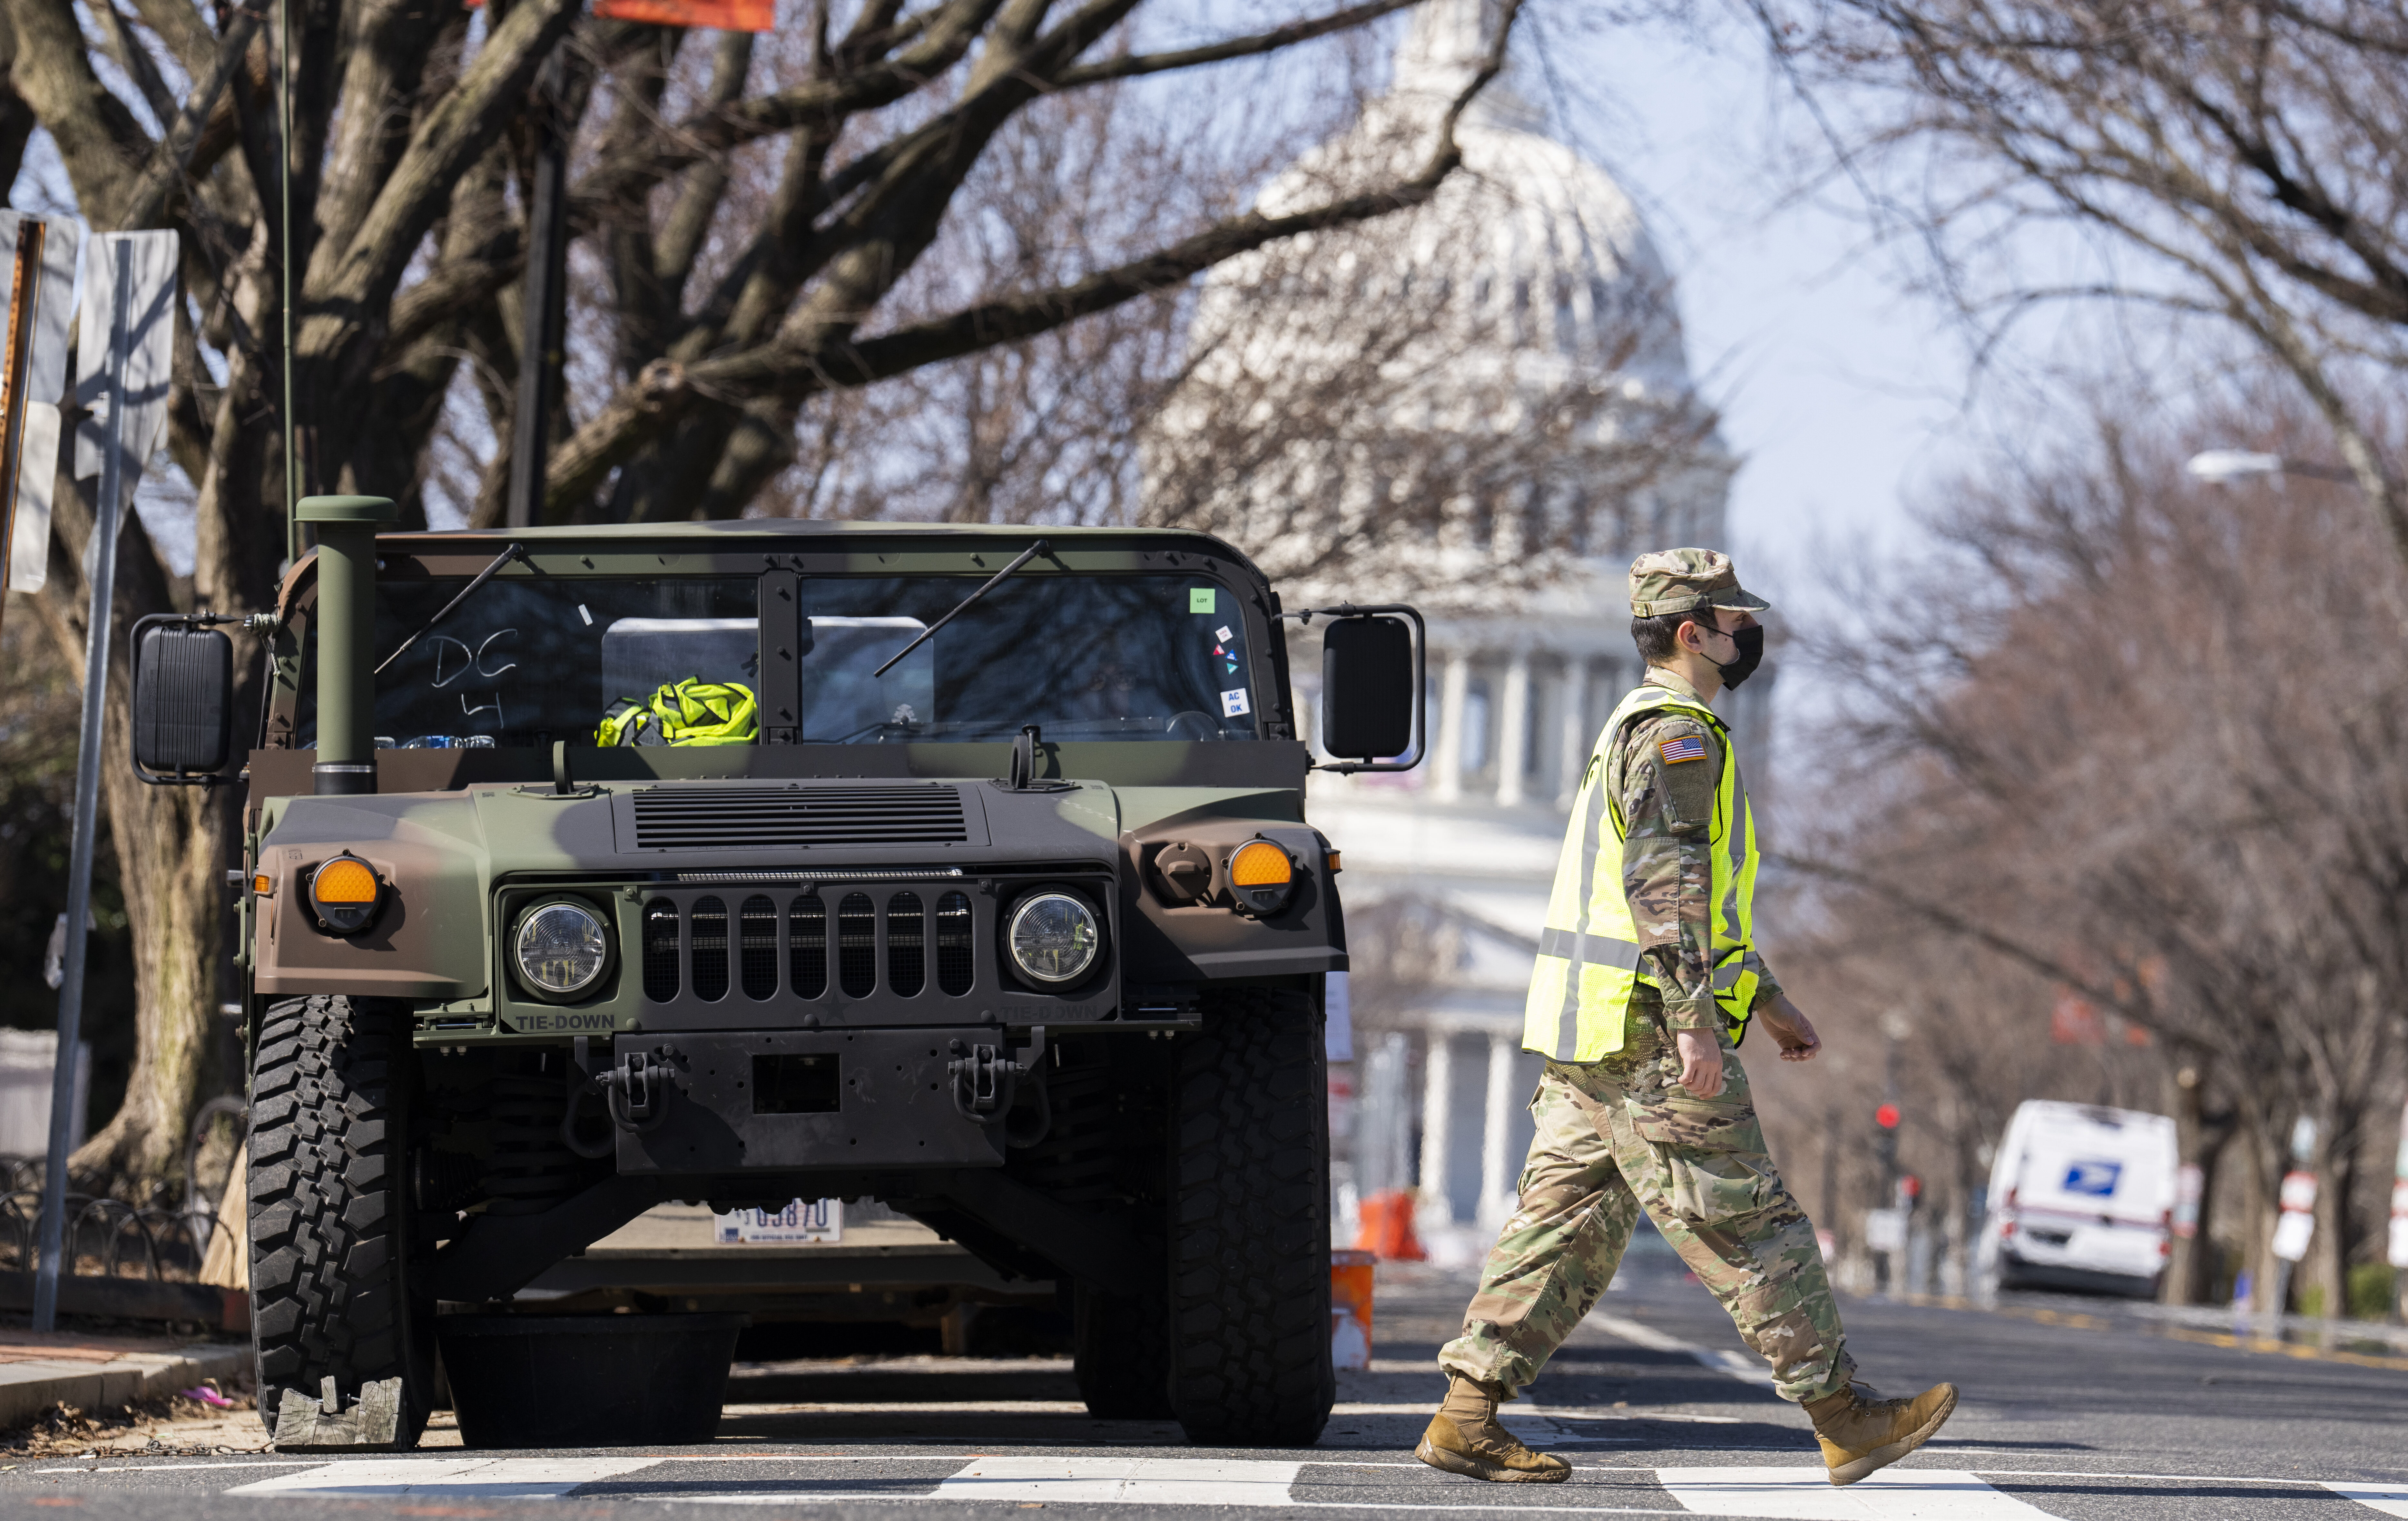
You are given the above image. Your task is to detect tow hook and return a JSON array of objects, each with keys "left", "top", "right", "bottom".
[
  {"left": 617, "top": 1049, "right": 663, "bottom": 1123},
  {"left": 561, "top": 1037, "right": 682, "bottom": 1157},
  {"left": 949, "top": 1027, "right": 1049, "bottom": 1146},
  {"left": 948, "top": 1040, "right": 1020, "bottom": 1119}
]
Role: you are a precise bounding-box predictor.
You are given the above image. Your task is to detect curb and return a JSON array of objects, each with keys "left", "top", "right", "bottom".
[{"left": 0, "top": 1342, "right": 251, "bottom": 1432}]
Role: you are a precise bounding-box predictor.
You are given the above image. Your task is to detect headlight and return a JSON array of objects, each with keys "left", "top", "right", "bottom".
[
  {"left": 1008, "top": 892, "right": 1099, "bottom": 985},
  {"left": 309, "top": 854, "right": 382, "bottom": 935},
  {"left": 515, "top": 901, "right": 610, "bottom": 997}
]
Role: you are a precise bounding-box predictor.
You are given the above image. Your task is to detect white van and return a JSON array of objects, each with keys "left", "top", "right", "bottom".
[{"left": 1976, "top": 1100, "right": 2178, "bottom": 1298}]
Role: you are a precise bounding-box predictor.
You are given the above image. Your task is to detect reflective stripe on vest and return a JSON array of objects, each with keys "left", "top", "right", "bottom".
[{"left": 1520, "top": 681, "right": 1762, "bottom": 1061}]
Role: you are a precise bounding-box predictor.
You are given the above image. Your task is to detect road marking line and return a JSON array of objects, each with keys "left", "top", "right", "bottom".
[
  {"left": 2324, "top": 1481, "right": 2408, "bottom": 1517},
  {"left": 37, "top": 1461, "right": 318, "bottom": 1473},
  {"left": 1656, "top": 1466, "right": 2053, "bottom": 1518},
  {"left": 1968, "top": 1468, "right": 2342, "bottom": 1485},
  {"left": 225, "top": 1457, "right": 660, "bottom": 1499},
  {"left": 1334, "top": 1402, "right": 1740, "bottom": 1423},
  {"left": 683, "top": 1501, "right": 1697, "bottom": 1516},
  {"left": 1590, "top": 1314, "right": 1776, "bottom": 1389},
  {"left": 935, "top": 1455, "right": 1303, "bottom": 1506}
]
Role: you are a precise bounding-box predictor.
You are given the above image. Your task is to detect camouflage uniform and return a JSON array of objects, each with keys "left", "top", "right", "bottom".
[{"left": 1436, "top": 556, "right": 1853, "bottom": 1406}]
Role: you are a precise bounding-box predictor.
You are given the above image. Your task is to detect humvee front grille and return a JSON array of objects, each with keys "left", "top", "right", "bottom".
[
  {"left": 628, "top": 785, "right": 969, "bottom": 849},
  {"left": 641, "top": 888, "right": 978, "bottom": 1004}
]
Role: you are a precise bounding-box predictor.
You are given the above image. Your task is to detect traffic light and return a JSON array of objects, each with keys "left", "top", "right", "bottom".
[{"left": 1874, "top": 1102, "right": 1900, "bottom": 1130}]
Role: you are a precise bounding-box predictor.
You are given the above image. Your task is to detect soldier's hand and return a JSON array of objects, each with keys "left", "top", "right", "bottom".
[
  {"left": 1755, "top": 995, "right": 1823, "bottom": 1063},
  {"left": 1674, "top": 1029, "right": 1725, "bottom": 1098}
]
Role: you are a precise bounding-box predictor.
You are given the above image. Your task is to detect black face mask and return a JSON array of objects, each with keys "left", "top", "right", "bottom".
[{"left": 1707, "top": 623, "right": 1765, "bottom": 690}]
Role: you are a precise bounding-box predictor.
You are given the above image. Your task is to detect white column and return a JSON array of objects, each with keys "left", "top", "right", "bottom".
[
  {"left": 1431, "top": 650, "right": 1471, "bottom": 802},
  {"left": 1417, "top": 1029, "right": 1455, "bottom": 1224},
  {"left": 1555, "top": 657, "right": 1591, "bottom": 807},
  {"left": 1494, "top": 651, "right": 1533, "bottom": 805},
  {"left": 1477, "top": 1032, "right": 1519, "bottom": 1231}
]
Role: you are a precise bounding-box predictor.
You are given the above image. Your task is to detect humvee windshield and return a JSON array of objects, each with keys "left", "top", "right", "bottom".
[{"left": 296, "top": 569, "right": 1267, "bottom": 749}]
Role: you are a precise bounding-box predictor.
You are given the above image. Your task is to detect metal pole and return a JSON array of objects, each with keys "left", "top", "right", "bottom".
[
  {"left": 32, "top": 247, "right": 135, "bottom": 1332},
  {"left": 506, "top": 47, "right": 569, "bottom": 530}
]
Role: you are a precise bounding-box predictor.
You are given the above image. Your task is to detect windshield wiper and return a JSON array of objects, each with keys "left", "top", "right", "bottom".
[
  {"left": 872, "top": 538, "right": 1050, "bottom": 678},
  {"left": 374, "top": 542, "right": 528, "bottom": 676}
]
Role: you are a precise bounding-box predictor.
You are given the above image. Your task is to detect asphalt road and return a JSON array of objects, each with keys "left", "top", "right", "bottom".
[{"left": 11, "top": 1243, "right": 2408, "bottom": 1520}]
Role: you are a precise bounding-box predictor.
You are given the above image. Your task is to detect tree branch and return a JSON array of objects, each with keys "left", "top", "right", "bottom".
[
  {"left": 1053, "top": 0, "right": 1421, "bottom": 87},
  {"left": 116, "top": 4, "right": 265, "bottom": 233}
]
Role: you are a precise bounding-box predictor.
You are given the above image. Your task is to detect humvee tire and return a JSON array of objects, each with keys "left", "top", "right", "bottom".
[
  {"left": 1074, "top": 1282, "right": 1175, "bottom": 1419},
  {"left": 1168, "top": 987, "right": 1335, "bottom": 1446},
  {"left": 249, "top": 994, "right": 435, "bottom": 1448}
]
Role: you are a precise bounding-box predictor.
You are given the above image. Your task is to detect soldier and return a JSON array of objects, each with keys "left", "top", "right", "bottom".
[{"left": 1414, "top": 548, "right": 1959, "bottom": 1488}]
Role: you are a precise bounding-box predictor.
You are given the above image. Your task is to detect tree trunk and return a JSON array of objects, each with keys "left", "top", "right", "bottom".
[
  {"left": 33, "top": 490, "right": 230, "bottom": 1186},
  {"left": 77, "top": 715, "right": 226, "bottom": 1180},
  {"left": 2305, "top": 1115, "right": 2354, "bottom": 1322},
  {"left": 2163, "top": 1063, "right": 2232, "bottom": 1306}
]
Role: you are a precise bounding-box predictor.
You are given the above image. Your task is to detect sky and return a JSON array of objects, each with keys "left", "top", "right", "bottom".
[{"left": 1539, "top": 7, "right": 1985, "bottom": 619}]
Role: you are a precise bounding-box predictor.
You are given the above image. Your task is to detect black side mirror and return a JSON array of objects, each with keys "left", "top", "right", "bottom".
[
  {"left": 1317, "top": 606, "right": 1426, "bottom": 773},
  {"left": 132, "top": 616, "right": 234, "bottom": 783}
]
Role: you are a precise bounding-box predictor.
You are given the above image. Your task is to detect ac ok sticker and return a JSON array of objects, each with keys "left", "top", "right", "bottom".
[{"left": 1220, "top": 688, "right": 1251, "bottom": 718}]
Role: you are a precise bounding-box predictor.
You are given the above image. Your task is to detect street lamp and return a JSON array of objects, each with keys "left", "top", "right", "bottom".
[{"left": 2184, "top": 449, "right": 2358, "bottom": 486}]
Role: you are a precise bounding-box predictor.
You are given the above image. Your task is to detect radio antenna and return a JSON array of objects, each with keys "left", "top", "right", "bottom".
[{"left": 279, "top": 0, "right": 296, "bottom": 566}]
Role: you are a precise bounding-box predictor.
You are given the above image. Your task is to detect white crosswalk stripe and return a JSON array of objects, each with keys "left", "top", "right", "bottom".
[
  {"left": 225, "top": 1456, "right": 661, "bottom": 1499},
  {"left": 1653, "top": 1467, "right": 2055, "bottom": 1519},
  {"left": 210, "top": 1455, "right": 2408, "bottom": 1516},
  {"left": 935, "top": 1455, "right": 1305, "bottom": 1506},
  {"left": 2328, "top": 1481, "right": 2408, "bottom": 1518}
]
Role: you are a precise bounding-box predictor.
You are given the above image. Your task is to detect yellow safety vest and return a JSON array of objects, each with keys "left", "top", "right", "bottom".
[
  {"left": 597, "top": 678, "right": 759, "bottom": 747},
  {"left": 1521, "top": 681, "right": 1762, "bottom": 1061}
]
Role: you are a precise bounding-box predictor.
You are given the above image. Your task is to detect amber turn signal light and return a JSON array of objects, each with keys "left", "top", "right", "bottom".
[
  {"left": 1230, "top": 840, "right": 1293, "bottom": 887},
  {"left": 252, "top": 873, "right": 273, "bottom": 896},
  {"left": 1227, "top": 839, "right": 1296, "bottom": 916},
  {"left": 310, "top": 853, "right": 383, "bottom": 934}
]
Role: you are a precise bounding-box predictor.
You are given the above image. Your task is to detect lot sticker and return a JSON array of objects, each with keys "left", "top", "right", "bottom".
[{"left": 1189, "top": 587, "right": 1216, "bottom": 613}]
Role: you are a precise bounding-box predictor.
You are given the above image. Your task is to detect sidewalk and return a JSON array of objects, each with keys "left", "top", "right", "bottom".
[{"left": 0, "top": 1328, "right": 249, "bottom": 1431}]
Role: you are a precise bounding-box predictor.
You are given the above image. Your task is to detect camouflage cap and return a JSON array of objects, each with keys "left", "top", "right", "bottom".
[{"left": 1628, "top": 548, "right": 1773, "bottom": 618}]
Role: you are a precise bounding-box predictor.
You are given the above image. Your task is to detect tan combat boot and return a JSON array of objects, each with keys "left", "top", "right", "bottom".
[
  {"left": 1413, "top": 1375, "right": 1571, "bottom": 1484},
  {"left": 1803, "top": 1380, "right": 1960, "bottom": 1486}
]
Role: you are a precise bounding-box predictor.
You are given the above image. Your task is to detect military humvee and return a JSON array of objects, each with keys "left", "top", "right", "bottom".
[{"left": 131, "top": 497, "right": 1422, "bottom": 1451}]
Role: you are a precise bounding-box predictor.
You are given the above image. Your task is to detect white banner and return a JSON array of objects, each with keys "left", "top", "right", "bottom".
[
  {"left": 72, "top": 230, "right": 178, "bottom": 581},
  {"left": 0, "top": 212, "right": 81, "bottom": 594},
  {"left": 2390, "top": 1178, "right": 2408, "bottom": 1271}
]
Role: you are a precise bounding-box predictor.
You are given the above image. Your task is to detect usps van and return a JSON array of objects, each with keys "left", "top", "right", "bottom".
[{"left": 1976, "top": 1100, "right": 2178, "bottom": 1298}]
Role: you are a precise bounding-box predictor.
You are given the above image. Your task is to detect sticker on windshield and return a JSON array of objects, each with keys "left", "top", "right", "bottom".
[
  {"left": 1190, "top": 588, "right": 1216, "bottom": 613},
  {"left": 1214, "top": 625, "right": 1233, "bottom": 643},
  {"left": 1220, "top": 688, "right": 1251, "bottom": 718}
]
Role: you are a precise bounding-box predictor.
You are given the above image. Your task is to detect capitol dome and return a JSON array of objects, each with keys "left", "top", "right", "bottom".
[
  {"left": 1237, "top": 0, "right": 1694, "bottom": 392},
  {"left": 1150, "top": 0, "right": 1734, "bottom": 603}
]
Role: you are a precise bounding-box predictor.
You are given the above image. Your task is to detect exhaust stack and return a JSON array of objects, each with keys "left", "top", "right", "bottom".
[{"left": 298, "top": 494, "right": 397, "bottom": 796}]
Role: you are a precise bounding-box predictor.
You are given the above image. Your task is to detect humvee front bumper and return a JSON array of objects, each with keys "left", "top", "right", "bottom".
[{"left": 609, "top": 1028, "right": 1010, "bottom": 1174}]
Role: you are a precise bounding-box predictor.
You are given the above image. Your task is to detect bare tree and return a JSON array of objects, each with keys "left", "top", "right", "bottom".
[
  {"left": 1, "top": 0, "right": 1530, "bottom": 1173},
  {"left": 1754, "top": 0, "right": 2408, "bottom": 571},
  {"left": 1770, "top": 395, "right": 2408, "bottom": 1316},
  {"left": 745, "top": 59, "right": 1725, "bottom": 604}
]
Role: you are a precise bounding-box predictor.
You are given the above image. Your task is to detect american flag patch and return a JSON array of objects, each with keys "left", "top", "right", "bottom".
[{"left": 1659, "top": 734, "right": 1707, "bottom": 764}]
